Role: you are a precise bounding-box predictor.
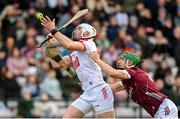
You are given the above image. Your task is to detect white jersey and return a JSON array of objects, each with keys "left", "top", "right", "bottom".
[{"left": 69, "top": 39, "right": 106, "bottom": 91}]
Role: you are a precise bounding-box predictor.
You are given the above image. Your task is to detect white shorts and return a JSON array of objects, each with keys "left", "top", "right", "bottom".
[
  {"left": 154, "top": 98, "right": 178, "bottom": 119},
  {"left": 71, "top": 84, "right": 114, "bottom": 115}
]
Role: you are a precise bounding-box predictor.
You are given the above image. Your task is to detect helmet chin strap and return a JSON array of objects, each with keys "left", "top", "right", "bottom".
[
  {"left": 125, "top": 60, "right": 135, "bottom": 68},
  {"left": 73, "top": 36, "right": 95, "bottom": 41},
  {"left": 80, "top": 35, "right": 96, "bottom": 40}
]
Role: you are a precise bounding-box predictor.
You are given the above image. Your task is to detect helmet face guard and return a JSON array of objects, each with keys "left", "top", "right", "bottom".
[{"left": 72, "top": 23, "right": 97, "bottom": 40}]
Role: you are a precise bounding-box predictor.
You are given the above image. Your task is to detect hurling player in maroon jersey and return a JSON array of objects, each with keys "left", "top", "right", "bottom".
[{"left": 90, "top": 52, "right": 178, "bottom": 118}]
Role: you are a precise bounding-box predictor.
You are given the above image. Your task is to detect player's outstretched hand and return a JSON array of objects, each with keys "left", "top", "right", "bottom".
[
  {"left": 89, "top": 51, "right": 100, "bottom": 62},
  {"left": 41, "top": 16, "right": 56, "bottom": 32}
]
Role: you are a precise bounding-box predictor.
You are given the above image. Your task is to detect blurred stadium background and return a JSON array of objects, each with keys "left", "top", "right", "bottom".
[{"left": 0, "top": 0, "right": 180, "bottom": 118}]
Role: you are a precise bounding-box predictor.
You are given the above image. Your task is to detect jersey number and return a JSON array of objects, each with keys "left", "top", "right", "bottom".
[{"left": 72, "top": 56, "right": 80, "bottom": 69}]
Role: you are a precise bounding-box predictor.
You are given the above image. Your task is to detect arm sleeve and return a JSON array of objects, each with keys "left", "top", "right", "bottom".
[
  {"left": 121, "top": 70, "right": 131, "bottom": 79},
  {"left": 81, "top": 40, "right": 97, "bottom": 54},
  {"left": 79, "top": 41, "right": 86, "bottom": 51}
]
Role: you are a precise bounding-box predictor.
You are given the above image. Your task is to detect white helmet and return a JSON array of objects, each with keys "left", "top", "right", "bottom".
[{"left": 72, "top": 23, "right": 97, "bottom": 39}]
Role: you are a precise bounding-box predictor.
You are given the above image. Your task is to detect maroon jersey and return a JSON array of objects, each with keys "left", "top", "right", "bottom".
[{"left": 122, "top": 67, "right": 168, "bottom": 117}]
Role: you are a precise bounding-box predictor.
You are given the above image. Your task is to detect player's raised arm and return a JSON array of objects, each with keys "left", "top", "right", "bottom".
[
  {"left": 90, "top": 52, "right": 138, "bottom": 80},
  {"left": 41, "top": 16, "right": 85, "bottom": 51},
  {"left": 90, "top": 52, "right": 130, "bottom": 80}
]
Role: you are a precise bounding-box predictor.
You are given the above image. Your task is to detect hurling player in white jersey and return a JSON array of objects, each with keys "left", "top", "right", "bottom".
[{"left": 41, "top": 16, "right": 115, "bottom": 118}]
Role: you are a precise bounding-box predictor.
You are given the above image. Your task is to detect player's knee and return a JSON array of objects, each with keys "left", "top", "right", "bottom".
[
  {"left": 97, "top": 111, "right": 115, "bottom": 118},
  {"left": 63, "top": 109, "right": 71, "bottom": 118},
  {"left": 63, "top": 105, "right": 84, "bottom": 118},
  {"left": 63, "top": 111, "right": 78, "bottom": 118},
  {"left": 96, "top": 110, "right": 115, "bottom": 118}
]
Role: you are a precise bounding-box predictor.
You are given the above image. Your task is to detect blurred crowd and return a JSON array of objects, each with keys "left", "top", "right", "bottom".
[{"left": 0, "top": 0, "right": 180, "bottom": 118}]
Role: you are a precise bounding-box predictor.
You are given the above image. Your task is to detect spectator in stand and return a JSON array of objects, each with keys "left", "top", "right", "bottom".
[
  {"left": 91, "top": 19, "right": 101, "bottom": 34},
  {"left": 122, "top": 34, "right": 141, "bottom": 53},
  {"left": 127, "top": 15, "right": 138, "bottom": 36},
  {"left": 155, "top": 7, "right": 168, "bottom": 30},
  {"left": 114, "top": 4, "right": 128, "bottom": 27},
  {"left": 175, "top": 75, "right": 180, "bottom": 117},
  {"left": 18, "top": 25, "right": 38, "bottom": 48},
  {"left": 17, "top": 90, "right": 33, "bottom": 118},
  {"left": 139, "top": 8, "right": 155, "bottom": 35},
  {"left": 93, "top": 0, "right": 108, "bottom": 22},
  {"left": 95, "top": 26, "right": 111, "bottom": 50},
  {"left": 15, "top": 17, "right": 26, "bottom": 42},
  {"left": 22, "top": 75, "right": 40, "bottom": 98},
  {"left": 7, "top": 47, "right": 29, "bottom": 76},
  {"left": 102, "top": 44, "right": 121, "bottom": 66},
  {"left": 21, "top": 36, "right": 44, "bottom": 65},
  {"left": 60, "top": 4, "right": 81, "bottom": 37},
  {"left": 155, "top": 79, "right": 165, "bottom": 93},
  {"left": 117, "top": 28, "right": 127, "bottom": 49},
  {"left": 82, "top": 10, "right": 94, "bottom": 23},
  {"left": 156, "top": 0, "right": 174, "bottom": 16},
  {"left": 173, "top": 26, "right": 180, "bottom": 67},
  {"left": 154, "top": 61, "right": 171, "bottom": 80},
  {"left": 107, "top": 16, "right": 119, "bottom": 43},
  {"left": 3, "top": 36, "right": 16, "bottom": 56},
  {"left": 40, "top": 69, "right": 62, "bottom": 100},
  {"left": 134, "top": 2, "right": 146, "bottom": 18},
  {"left": 133, "top": 25, "right": 152, "bottom": 58},
  {"left": 37, "top": 61, "right": 51, "bottom": 81},
  {"left": 174, "top": 75, "right": 180, "bottom": 107},
  {"left": 32, "top": 93, "right": 60, "bottom": 118},
  {"left": 0, "top": 49, "right": 6, "bottom": 69},
  {"left": 153, "top": 30, "right": 170, "bottom": 55},
  {"left": 173, "top": 0, "right": 180, "bottom": 26},
  {"left": 91, "top": 0, "right": 108, "bottom": 22},
  {"left": 0, "top": 5, "right": 21, "bottom": 40},
  {"left": 3, "top": 69, "right": 21, "bottom": 99}
]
